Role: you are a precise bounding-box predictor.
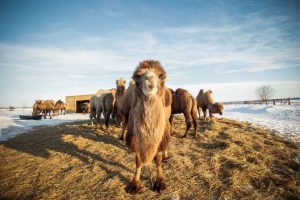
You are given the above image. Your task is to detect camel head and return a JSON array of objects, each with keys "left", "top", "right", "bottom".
[
  {"left": 198, "top": 89, "right": 204, "bottom": 95},
  {"left": 55, "top": 100, "right": 64, "bottom": 106},
  {"left": 132, "top": 60, "right": 166, "bottom": 97},
  {"left": 35, "top": 100, "right": 42, "bottom": 104},
  {"left": 116, "top": 78, "right": 126, "bottom": 87},
  {"left": 212, "top": 102, "right": 224, "bottom": 115}
]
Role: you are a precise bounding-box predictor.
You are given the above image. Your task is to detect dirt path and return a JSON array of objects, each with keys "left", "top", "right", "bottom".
[{"left": 0, "top": 117, "right": 299, "bottom": 199}]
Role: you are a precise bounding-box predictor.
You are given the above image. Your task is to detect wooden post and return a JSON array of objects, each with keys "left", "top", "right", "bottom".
[
  {"left": 288, "top": 98, "right": 290, "bottom": 105},
  {"left": 273, "top": 100, "right": 275, "bottom": 105}
]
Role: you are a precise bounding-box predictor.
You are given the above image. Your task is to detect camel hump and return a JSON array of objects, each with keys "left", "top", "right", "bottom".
[{"left": 207, "top": 90, "right": 212, "bottom": 94}]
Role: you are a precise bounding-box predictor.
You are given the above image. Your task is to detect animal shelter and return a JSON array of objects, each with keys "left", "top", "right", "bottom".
[{"left": 65, "top": 94, "right": 94, "bottom": 113}]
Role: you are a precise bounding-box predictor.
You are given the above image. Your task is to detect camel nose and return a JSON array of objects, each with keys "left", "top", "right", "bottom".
[{"left": 148, "top": 84, "right": 154, "bottom": 89}]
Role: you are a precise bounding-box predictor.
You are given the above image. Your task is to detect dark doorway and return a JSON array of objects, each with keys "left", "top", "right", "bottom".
[{"left": 76, "top": 100, "right": 90, "bottom": 113}]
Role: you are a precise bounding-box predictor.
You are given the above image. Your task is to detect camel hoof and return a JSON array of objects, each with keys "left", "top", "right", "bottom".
[
  {"left": 127, "top": 180, "right": 141, "bottom": 194},
  {"left": 163, "top": 156, "right": 170, "bottom": 163},
  {"left": 154, "top": 178, "right": 166, "bottom": 193},
  {"left": 119, "top": 136, "right": 124, "bottom": 141}
]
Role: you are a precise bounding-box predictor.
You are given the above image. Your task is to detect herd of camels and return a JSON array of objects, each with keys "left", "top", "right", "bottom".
[{"left": 32, "top": 60, "right": 224, "bottom": 194}]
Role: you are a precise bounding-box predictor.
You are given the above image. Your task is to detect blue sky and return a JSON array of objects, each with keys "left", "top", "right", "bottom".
[{"left": 0, "top": 0, "right": 299, "bottom": 107}]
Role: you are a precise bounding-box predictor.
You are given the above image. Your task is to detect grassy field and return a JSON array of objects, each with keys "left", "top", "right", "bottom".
[{"left": 0, "top": 116, "right": 299, "bottom": 199}]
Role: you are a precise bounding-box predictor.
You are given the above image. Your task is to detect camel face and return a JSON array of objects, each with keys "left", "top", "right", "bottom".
[
  {"left": 140, "top": 70, "right": 160, "bottom": 97},
  {"left": 213, "top": 103, "right": 224, "bottom": 115}
]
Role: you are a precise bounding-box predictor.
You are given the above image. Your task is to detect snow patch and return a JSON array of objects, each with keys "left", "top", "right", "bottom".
[
  {"left": 219, "top": 104, "right": 300, "bottom": 141},
  {"left": 0, "top": 110, "right": 90, "bottom": 141}
]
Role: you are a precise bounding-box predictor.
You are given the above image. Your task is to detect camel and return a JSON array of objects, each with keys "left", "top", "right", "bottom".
[
  {"left": 32, "top": 99, "right": 55, "bottom": 116},
  {"left": 60, "top": 103, "right": 67, "bottom": 115},
  {"left": 115, "top": 78, "right": 126, "bottom": 124},
  {"left": 82, "top": 102, "right": 90, "bottom": 114},
  {"left": 196, "top": 89, "right": 224, "bottom": 121},
  {"left": 33, "top": 100, "right": 64, "bottom": 119},
  {"left": 115, "top": 78, "right": 136, "bottom": 140},
  {"left": 101, "top": 89, "right": 116, "bottom": 133},
  {"left": 170, "top": 88, "right": 198, "bottom": 138},
  {"left": 89, "top": 89, "right": 115, "bottom": 127},
  {"left": 126, "top": 60, "right": 172, "bottom": 194}
]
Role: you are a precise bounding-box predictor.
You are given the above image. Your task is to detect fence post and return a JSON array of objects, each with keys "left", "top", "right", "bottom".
[
  {"left": 273, "top": 100, "right": 275, "bottom": 105},
  {"left": 288, "top": 98, "right": 290, "bottom": 105}
]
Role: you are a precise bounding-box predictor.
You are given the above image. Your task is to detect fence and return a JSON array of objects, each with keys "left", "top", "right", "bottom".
[{"left": 223, "top": 98, "right": 300, "bottom": 105}]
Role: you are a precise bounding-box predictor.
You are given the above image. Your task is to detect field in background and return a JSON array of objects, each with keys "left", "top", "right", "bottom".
[
  {"left": 0, "top": 116, "right": 299, "bottom": 199},
  {"left": 1, "top": 104, "right": 299, "bottom": 142}
]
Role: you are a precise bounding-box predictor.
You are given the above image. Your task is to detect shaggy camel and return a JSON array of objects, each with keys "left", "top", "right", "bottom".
[
  {"left": 170, "top": 88, "right": 198, "bottom": 138},
  {"left": 196, "top": 89, "right": 224, "bottom": 121},
  {"left": 33, "top": 100, "right": 64, "bottom": 119},
  {"left": 126, "top": 60, "right": 172, "bottom": 194}
]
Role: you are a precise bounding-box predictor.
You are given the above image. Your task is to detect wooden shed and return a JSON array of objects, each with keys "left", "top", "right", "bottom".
[{"left": 65, "top": 94, "right": 95, "bottom": 113}]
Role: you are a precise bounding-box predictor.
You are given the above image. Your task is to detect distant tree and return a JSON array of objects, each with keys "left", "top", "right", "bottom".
[
  {"left": 9, "top": 106, "right": 15, "bottom": 111},
  {"left": 256, "top": 85, "right": 275, "bottom": 105}
]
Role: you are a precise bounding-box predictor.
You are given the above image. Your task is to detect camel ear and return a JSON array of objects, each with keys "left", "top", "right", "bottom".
[{"left": 159, "top": 72, "right": 167, "bottom": 81}]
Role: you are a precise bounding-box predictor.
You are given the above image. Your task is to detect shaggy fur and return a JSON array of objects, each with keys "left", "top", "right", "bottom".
[
  {"left": 196, "top": 89, "right": 224, "bottom": 121},
  {"left": 126, "top": 60, "right": 172, "bottom": 194},
  {"left": 170, "top": 88, "right": 198, "bottom": 138}
]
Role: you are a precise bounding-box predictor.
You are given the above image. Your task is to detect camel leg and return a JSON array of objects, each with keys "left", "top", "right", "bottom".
[
  {"left": 169, "top": 115, "right": 174, "bottom": 136},
  {"left": 89, "top": 111, "right": 95, "bottom": 125},
  {"left": 191, "top": 111, "right": 198, "bottom": 139},
  {"left": 119, "top": 113, "right": 128, "bottom": 140},
  {"left": 154, "top": 152, "right": 166, "bottom": 193},
  {"left": 209, "top": 111, "right": 214, "bottom": 122},
  {"left": 202, "top": 108, "right": 207, "bottom": 121},
  {"left": 197, "top": 106, "right": 201, "bottom": 119},
  {"left": 127, "top": 154, "right": 143, "bottom": 194},
  {"left": 104, "top": 111, "right": 111, "bottom": 134},
  {"left": 182, "top": 113, "right": 191, "bottom": 138}
]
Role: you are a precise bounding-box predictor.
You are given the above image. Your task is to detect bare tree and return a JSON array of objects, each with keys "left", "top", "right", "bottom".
[{"left": 256, "top": 85, "right": 275, "bottom": 105}]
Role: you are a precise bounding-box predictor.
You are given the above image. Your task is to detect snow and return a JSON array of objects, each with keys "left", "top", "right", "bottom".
[
  {"left": 1, "top": 104, "right": 300, "bottom": 142},
  {"left": 219, "top": 104, "right": 300, "bottom": 141},
  {"left": 0, "top": 109, "right": 90, "bottom": 141}
]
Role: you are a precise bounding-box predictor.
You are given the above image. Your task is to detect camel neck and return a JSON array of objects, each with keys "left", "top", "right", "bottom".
[{"left": 116, "top": 86, "right": 125, "bottom": 97}]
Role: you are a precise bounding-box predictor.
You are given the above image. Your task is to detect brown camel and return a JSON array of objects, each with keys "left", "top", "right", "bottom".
[
  {"left": 115, "top": 79, "right": 136, "bottom": 140},
  {"left": 170, "top": 88, "right": 198, "bottom": 138},
  {"left": 126, "top": 60, "right": 172, "bottom": 194},
  {"left": 82, "top": 102, "right": 90, "bottom": 115},
  {"left": 32, "top": 99, "right": 55, "bottom": 116},
  {"left": 101, "top": 89, "right": 116, "bottom": 133},
  {"left": 196, "top": 89, "right": 224, "bottom": 121},
  {"left": 33, "top": 100, "right": 64, "bottom": 119}
]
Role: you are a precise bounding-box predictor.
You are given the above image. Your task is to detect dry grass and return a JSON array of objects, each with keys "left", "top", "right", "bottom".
[{"left": 0, "top": 116, "right": 299, "bottom": 200}]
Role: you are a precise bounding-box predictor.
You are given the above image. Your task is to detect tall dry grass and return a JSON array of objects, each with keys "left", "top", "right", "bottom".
[{"left": 0, "top": 116, "right": 299, "bottom": 199}]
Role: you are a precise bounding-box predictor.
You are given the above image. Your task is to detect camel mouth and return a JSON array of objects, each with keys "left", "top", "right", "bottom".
[{"left": 142, "top": 86, "right": 158, "bottom": 96}]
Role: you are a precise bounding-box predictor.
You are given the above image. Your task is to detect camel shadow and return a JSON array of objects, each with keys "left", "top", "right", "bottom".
[{"left": 1, "top": 121, "right": 132, "bottom": 185}]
